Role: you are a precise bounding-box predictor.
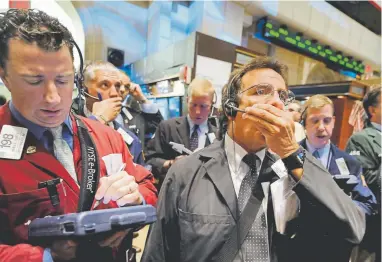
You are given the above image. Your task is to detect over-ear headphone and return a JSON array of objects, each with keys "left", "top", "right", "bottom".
[
  {"left": 223, "top": 73, "right": 245, "bottom": 118},
  {"left": 299, "top": 106, "right": 307, "bottom": 127},
  {"left": 70, "top": 40, "right": 86, "bottom": 116},
  {"left": 209, "top": 90, "right": 218, "bottom": 116},
  {"left": 71, "top": 42, "right": 103, "bottom": 116}
]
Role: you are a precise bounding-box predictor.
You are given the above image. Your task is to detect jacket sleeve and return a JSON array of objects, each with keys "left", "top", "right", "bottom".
[
  {"left": 128, "top": 137, "right": 146, "bottom": 166},
  {"left": 348, "top": 162, "right": 377, "bottom": 216},
  {"left": 141, "top": 169, "right": 180, "bottom": 262},
  {"left": 145, "top": 121, "right": 172, "bottom": 182},
  {"left": 142, "top": 110, "right": 163, "bottom": 137},
  {"left": 0, "top": 244, "right": 44, "bottom": 262},
  {"left": 346, "top": 135, "right": 381, "bottom": 203},
  {"left": 119, "top": 133, "right": 158, "bottom": 206},
  {"left": 293, "top": 154, "right": 366, "bottom": 244}
]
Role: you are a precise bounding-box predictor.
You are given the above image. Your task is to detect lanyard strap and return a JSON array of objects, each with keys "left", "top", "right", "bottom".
[
  {"left": 326, "top": 148, "right": 332, "bottom": 170},
  {"left": 74, "top": 115, "right": 100, "bottom": 212}
]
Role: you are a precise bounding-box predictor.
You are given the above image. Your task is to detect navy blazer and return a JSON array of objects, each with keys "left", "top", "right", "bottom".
[
  {"left": 300, "top": 139, "right": 377, "bottom": 216},
  {"left": 114, "top": 121, "right": 145, "bottom": 166}
]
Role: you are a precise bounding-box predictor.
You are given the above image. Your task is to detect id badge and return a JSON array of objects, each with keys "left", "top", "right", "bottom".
[{"left": 0, "top": 125, "right": 28, "bottom": 160}]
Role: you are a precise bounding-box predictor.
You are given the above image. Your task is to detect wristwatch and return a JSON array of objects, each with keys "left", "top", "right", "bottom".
[{"left": 282, "top": 147, "right": 306, "bottom": 171}]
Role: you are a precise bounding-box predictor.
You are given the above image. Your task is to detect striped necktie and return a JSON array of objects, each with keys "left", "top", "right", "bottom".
[
  {"left": 49, "top": 125, "right": 78, "bottom": 183},
  {"left": 189, "top": 125, "right": 199, "bottom": 152}
]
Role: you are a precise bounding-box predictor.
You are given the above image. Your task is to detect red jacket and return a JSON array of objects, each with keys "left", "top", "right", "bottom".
[{"left": 0, "top": 104, "right": 157, "bottom": 261}]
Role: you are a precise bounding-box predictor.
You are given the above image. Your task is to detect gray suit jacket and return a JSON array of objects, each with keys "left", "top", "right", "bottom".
[
  {"left": 142, "top": 139, "right": 365, "bottom": 262},
  {"left": 346, "top": 123, "right": 381, "bottom": 204}
]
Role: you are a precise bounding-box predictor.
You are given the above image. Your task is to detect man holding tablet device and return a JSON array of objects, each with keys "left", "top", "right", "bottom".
[{"left": 0, "top": 9, "right": 157, "bottom": 262}]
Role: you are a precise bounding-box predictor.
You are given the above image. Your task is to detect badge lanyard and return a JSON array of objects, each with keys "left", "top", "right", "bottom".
[{"left": 74, "top": 115, "right": 100, "bottom": 212}]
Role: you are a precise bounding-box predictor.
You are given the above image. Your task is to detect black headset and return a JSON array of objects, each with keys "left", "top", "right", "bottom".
[
  {"left": 70, "top": 40, "right": 86, "bottom": 116},
  {"left": 223, "top": 73, "right": 245, "bottom": 118},
  {"left": 299, "top": 106, "right": 307, "bottom": 127}
]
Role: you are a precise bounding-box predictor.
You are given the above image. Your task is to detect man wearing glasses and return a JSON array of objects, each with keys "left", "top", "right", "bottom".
[
  {"left": 142, "top": 57, "right": 365, "bottom": 262},
  {"left": 145, "top": 78, "right": 218, "bottom": 190}
]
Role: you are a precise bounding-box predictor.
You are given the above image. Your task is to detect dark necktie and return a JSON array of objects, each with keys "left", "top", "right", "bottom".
[
  {"left": 237, "top": 153, "right": 269, "bottom": 262},
  {"left": 313, "top": 149, "right": 320, "bottom": 159},
  {"left": 189, "top": 125, "right": 199, "bottom": 152}
]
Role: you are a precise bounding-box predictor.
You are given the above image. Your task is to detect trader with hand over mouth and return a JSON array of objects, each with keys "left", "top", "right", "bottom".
[{"left": 142, "top": 57, "right": 365, "bottom": 262}]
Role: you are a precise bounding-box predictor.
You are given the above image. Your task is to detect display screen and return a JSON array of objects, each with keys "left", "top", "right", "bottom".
[
  {"left": 148, "top": 96, "right": 182, "bottom": 120},
  {"left": 261, "top": 19, "right": 365, "bottom": 75},
  {"left": 168, "top": 97, "right": 181, "bottom": 119}
]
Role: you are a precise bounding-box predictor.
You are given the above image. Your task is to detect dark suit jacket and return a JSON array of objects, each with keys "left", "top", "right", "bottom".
[
  {"left": 113, "top": 121, "right": 145, "bottom": 166},
  {"left": 145, "top": 116, "right": 218, "bottom": 185},
  {"left": 142, "top": 140, "right": 365, "bottom": 262},
  {"left": 120, "top": 97, "right": 163, "bottom": 149},
  {"left": 300, "top": 139, "right": 377, "bottom": 215}
]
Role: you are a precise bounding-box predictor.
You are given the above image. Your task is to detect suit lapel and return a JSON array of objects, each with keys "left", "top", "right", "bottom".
[
  {"left": 176, "top": 117, "right": 190, "bottom": 149},
  {"left": 200, "top": 140, "right": 238, "bottom": 219},
  {"left": 365, "top": 125, "right": 381, "bottom": 149},
  {"left": 370, "top": 132, "right": 381, "bottom": 148},
  {"left": 22, "top": 131, "right": 80, "bottom": 194}
]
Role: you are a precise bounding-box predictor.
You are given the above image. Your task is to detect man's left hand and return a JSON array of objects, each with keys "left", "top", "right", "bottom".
[
  {"left": 95, "top": 171, "right": 143, "bottom": 206},
  {"left": 243, "top": 104, "right": 299, "bottom": 158},
  {"left": 129, "top": 83, "right": 148, "bottom": 103}
]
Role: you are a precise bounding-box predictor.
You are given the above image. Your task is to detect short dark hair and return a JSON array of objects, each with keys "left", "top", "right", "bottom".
[
  {"left": 363, "top": 85, "right": 381, "bottom": 120},
  {"left": 219, "top": 56, "right": 288, "bottom": 138},
  {"left": 0, "top": 9, "right": 74, "bottom": 71}
]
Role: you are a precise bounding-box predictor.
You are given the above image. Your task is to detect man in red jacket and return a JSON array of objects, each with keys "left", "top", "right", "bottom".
[{"left": 0, "top": 9, "right": 157, "bottom": 262}]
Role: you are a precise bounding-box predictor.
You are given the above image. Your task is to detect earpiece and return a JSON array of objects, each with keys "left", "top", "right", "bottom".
[
  {"left": 299, "top": 107, "right": 307, "bottom": 127},
  {"left": 223, "top": 74, "right": 242, "bottom": 118},
  {"left": 70, "top": 40, "right": 86, "bottom": 116},
  {"left": 224, "top": 100, "right": 245, "bottom": 117}
]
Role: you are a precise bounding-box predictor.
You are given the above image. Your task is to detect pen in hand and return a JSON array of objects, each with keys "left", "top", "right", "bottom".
[{"left": 93, "top": 163, "right": 126, "bottom": 209}]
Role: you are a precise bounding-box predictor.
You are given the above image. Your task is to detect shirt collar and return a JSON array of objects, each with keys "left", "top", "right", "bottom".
[
  {"left": 122, "top": 95, "right": 130, "bottom": 107},
  {"left": 305, "top": 138, "right": 331, "bottom": 155},
  {"left": 224, "top": 133, "right": 266, "bottom": 174},
  {"left": 371, "top": 122, "right": 382, "bottom": 132},
  {"left": 9, "top": 101, "right": 73, "bottom": 140},
  {"left": 187, "top": 115, "right": 208, "bottom": 133}
]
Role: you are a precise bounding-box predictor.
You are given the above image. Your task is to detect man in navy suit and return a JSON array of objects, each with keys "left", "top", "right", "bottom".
[{"left": 300, "top": 95, "right": 376, "bottom": 216}]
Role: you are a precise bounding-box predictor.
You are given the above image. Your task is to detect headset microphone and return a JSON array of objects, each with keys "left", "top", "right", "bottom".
[
  {"left": 224, "top": 100, "right": 245, "bottom": 116},
  {"left": 70, "top": 40, "right": 87, "bottom": 116},
  {"left": 71, "top": 40, "right": 103, "bottom": 116},
  {"left": 84, "top": 92, "right": 101, "bottom": 101}
]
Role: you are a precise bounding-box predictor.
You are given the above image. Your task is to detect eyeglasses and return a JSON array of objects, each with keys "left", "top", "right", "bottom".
[{"left": 238, "top": 83, "right": 295, "bottom": 106}]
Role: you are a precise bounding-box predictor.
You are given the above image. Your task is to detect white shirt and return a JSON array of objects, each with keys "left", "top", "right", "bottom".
[
  {"left": 187, "top": 115, "right": 209, "bottom": 150},
  {"left": 224, "top": 133, "right": 266, "bottom": 197},
  {"left": 306, "top": 139, "right": 332, "bottom": 169}
]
